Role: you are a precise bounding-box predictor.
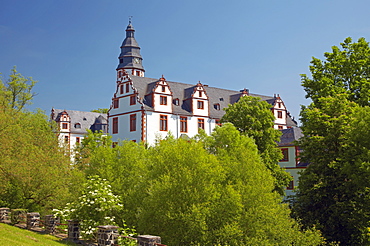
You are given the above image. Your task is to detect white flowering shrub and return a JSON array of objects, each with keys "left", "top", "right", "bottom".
[{"left": 53, "top": 175, "right": 135, "bottom": 244}]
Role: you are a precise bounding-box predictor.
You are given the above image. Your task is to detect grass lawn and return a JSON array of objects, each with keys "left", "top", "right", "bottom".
[{"left": 0, "top": 223, "right": 76, "bottom": 246}]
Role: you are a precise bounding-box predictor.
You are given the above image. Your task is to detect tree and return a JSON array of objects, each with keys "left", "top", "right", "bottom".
[
  {"left": 76, "top": 125, "right": 323, "bottom": 245},
  {"left": 0, "top": 68, "right": 81, "bottom": 212},
  {"left": 91, "top": 108, "right": 109, "bottom": 114},
  {"left": 301, "top": 37, "right": 370, "bottom": 107},
  {"left": 221, "top": 95, "right": 291, "bottom": 195},
  {"left": 137, "top": 125, "right": 323, "bottom": 245},
  {"left": 0, "top": 66, "right": 37, "bottom": 111},
  {"left": 294, "top": 37, "right": 370, "bottom": 245},
  {"left": 74, "top": 131, "right": 149, "bottom": 227}
]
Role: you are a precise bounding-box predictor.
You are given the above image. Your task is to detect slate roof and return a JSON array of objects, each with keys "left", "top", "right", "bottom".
[
  {"left": 129, "top": 74, "right": 297, "bottom": 125},
  {"left": 278, "top": 127, "right": 303, "bottom": 147},
  {"left": 51, "top": 109, "right": 108, "bottom": 134}
]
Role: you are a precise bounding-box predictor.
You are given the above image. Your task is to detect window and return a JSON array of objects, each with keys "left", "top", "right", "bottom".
[
  {"left": 65, "top": 136, "right": 69, "bottom": 143},
  {"left": 118, "top": 71, "right": 122, "bottom": 77},
  {"left": 130, "top": 114, "right": 136, "bottom": 131},
  {"left": 180, "top": 116, "right": 187, "bottom": 133},
  {"left": 278, "top": 125, "right": 283, "bottom": 130},
  {"left": 198, "top": 118, "right": 205, "bottom": 131},
  {"left": 162, "top": 85, "right": 165, "bottom": 92},
  {"left": 62, "top": 123, "right": 68, "bottom": 129},
  {"left": 120, "top": 84, "right": 124, "bottom": 94},
  {"left": 76, "top": 137, "right": 80, "bottom": 144},
  {"left": 197, "top": 100, "right": 204, "bottom": 109},
  {"left": 173, "top": 98, "right": 180, "bottom": 106},
  {"left": 75, "top": 123, "right": 81, "bottom": 129},
  {"left": 214, "top": 103, "right": 220, "bottom": 110},
  {"left": 130, "top": 95, "right": 136, "bottom": 105},
  {"left": 199, "top": 91, "right": 202, "bottom": 97},
  {"left": 287, "top": 179, "right": 294, "bottom": 190},
  {"left": 216, "top": 119, "right": 221, "bottom": 126},
  {"left": 280, "top": 148, "right": 289, "bottom": 162},
  {"left": 112, "top": 117, "right": 118, "bottom": 134},
  {"left": 136, "top": 71, "right": 140, "bottom": 76},
  {"left": 126, "top": 83, "right": 130, "bottom": 93},
  {"left": 278, "top": 102, "right": 281, "bottom": 108},
  {"left": 277, "top": 111, "right": 283, "bottom": 118},
  {"left": 113, "top": 99, "right": 119, "bottom": 108},
  {"left": 160, "top": 96, "right": 167, "bottom": 105},
  {"left": 160, "top": 115, "right": 168, "bottom": 131}
]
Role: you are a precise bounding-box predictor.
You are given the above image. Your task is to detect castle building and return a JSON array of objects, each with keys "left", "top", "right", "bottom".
[
  {"left": 108, "top": 21, "right": 297, "bottom": 145},
  {"left": 51, "top": 108, "right": 108, "bottom": 150}
]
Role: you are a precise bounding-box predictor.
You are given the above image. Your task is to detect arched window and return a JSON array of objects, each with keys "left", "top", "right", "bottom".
[{"left": 75, "top": 123, "right": 81, "bottom": 129}]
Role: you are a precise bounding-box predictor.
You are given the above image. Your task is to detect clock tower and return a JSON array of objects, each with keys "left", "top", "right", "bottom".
[{"left": 117, "top": 19, "right": 145, "bottom": 77}]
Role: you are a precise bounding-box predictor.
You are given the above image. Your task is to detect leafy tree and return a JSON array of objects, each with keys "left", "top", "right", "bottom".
[
  {"left": 221, "top": 95, "right": 291, "bottom": 194},
  {"left": 0, "top": 68, "right": 81, "bottom": 212},
  {"left": 91, "top": 108, "right": 109, "bottom": 114},
  {"left": 77, "top": 126, "right": 323, "bottom": 245},
  {"left": 137, "top": 125, "right": 323, "bottom": 245},
  {"left": 0, "top": 66, "right": 37, "bottom": 111},
  {"left": 302, "top": 37, "right": 370, "bottom": 107},
  {"left": 74, "top": 131, "right": 149, "bottom": 227},
  {"left": 294, "top": 37, "right": 370, "bottom": 245}
]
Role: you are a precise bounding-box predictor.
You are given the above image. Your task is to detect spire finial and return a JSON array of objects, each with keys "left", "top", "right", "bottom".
[{"left": 129, "top": 16, "right": 133, "bottom": 24}]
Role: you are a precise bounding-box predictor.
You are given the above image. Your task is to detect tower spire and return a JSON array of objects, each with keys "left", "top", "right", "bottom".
[{"left": 117, "top": 18, "right": 145, "bottom": 77}]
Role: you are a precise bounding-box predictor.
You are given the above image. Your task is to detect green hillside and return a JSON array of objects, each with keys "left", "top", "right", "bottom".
[{"left": 0, "top": 223, "right": 76, "bottom": 246}]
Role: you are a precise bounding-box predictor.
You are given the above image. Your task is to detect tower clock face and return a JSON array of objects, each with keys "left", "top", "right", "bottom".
[{"left": 133, "top": 58, "right": 140, "bottom": 64}]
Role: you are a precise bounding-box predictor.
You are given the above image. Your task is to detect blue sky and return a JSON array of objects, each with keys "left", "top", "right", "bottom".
[{"left": 1, "top": 0, "right": 370, "bottom": 122}]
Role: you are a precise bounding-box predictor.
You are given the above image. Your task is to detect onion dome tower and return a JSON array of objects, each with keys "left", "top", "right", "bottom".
[{"left": 117, "top": 18, "right": 145, "bottom": 77}]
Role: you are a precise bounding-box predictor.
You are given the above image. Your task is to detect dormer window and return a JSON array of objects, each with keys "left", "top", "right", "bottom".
[
  {"left": 214, "top": 103, "right": 220, "bottom": 110},
  {"left": 199, "top": 91, "right": 202, "bottom": 97},
  {"left": 219, "top": 98, "right": 224, "bottom": 101},
  {"left": 162, "top": 85, "right": 165, "bottom": 92},
  {"left": 83, "top": 117, "right": 87, "bottom": 121},
  {"left": 278, "top": 102, "right": 281, "bottom": 108},
  {"left": 62, "top": 123, "right": 68, "bottom": 129},
  {"left": 173, "top": 98, "right": 180, "bottom": 106},
  {"left": 75, "top": 123, "right": 81, "bottom": 129}
]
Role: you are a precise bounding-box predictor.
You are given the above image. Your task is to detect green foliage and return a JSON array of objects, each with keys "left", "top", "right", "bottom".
[
  {"left": 0, "top": 66, "right": 37, "bottom": 111},
  {"left": 0, "top": 68, "right": 79, "bottom": 213},
  {"left": 90, "top": 108, "right": 109, "bottom": 114},
  {"left": 221, "top": 95, "right": 290, "bottom": 195},
  {"left": 54, "top": 175, "right": 135, "bottom": 242},
  {"left": 79, "top": 126, "right": 323, "bottom": 245},
  {"left": 302, "top": 37, "right": 370, "bottom": 107},
  {"left": 295, "top": 37, "right": 370, "bottom": 245}
]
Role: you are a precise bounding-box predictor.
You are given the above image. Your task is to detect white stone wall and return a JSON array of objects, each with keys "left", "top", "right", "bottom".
[{"left": 144, "top": 112, "right": 216, "bottom": 144}]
